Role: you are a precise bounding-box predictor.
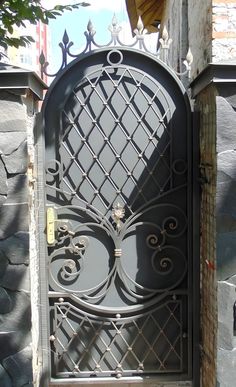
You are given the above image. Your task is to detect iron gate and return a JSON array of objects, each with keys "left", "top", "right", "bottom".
[{"left": 40, "top": 24, "right": 198, "bottom": 383}]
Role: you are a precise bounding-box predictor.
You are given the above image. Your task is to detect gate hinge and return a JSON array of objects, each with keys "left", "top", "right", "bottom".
[{"left": 198, "top": 163, "right": 213, "bottom": 185}]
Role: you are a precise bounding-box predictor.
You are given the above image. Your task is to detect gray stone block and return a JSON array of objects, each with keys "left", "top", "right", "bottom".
[
  {"left": 0, "top": 292, "right": 31, "bottom": 329},
  {"left": 7, "top": 174, "right": 28, "bottom": 204},
  {"left": 2, "top": 345, "right": 32, "bottom": 387},
  {"left": 217, "top": 150, "right": 236, "bottom": 181},
  {"left": 0, "top": 92, "right": 27, "bottom": 133},
  {"left": 217, "top": 232, "right": 236, "bottom": 280},
  {"left": 0, "top": 158, "right": 7, "bottom": 195},
  {"left": 217, "top": 348, "right": 236, "bottom": 387},
  {"left": 0, "top": 287, "right": 13, "bottom": 314},
  {"left": 0, "top": 250, "right": 8, "bottom": 279},
  {"left": 0, "top": 363, "right": 12, "bottom": 387},
  {"left": 0, "top": 264, "right": 30, "bottom": 292},
  {"left": 0, "top": 232, "right": 29, "bottom": 265},
  {"left": 216, "top": 96, "right": 236, "bottom": 153},
  {"left": 0, "top": 132, "right": 26, "bottom": 156},
  {"left": 218, "top": 281, "right": 236, "bottom": 350},
  {"left": 0, "top": 203, "right": 29, "bottom": 240},
  {"left": 217, "top": 181, "right": 236, "bottom": 217},
  {"left": 2, "top": 140, "right": 28, "bottom": 174}
]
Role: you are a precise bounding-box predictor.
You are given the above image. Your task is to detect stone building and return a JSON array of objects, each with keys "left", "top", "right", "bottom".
[{"left": 0, "top": 1, "right": 236, "bottom": 387}]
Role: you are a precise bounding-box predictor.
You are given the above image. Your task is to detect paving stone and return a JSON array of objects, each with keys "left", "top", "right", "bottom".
[
  {"left": 0, "top": 287, "right": 13, "bottom": 314},
  {"left": 0, "top": 132, "right": 26, "bottom": 156},
  {"left": 0, "top": 232, "right": 29, "bottom": 265},
  {"left": 2, "top": 345, "right": 32, "bottom": 387},
  {"left": 2, "top": 140, "right": 28, "bottom": 174},
  {"left": 0, "top": 204, "right": 29, "bottom": 240},
  {"left": 0, "top": 363, "right": 12, "bottom": 387}
]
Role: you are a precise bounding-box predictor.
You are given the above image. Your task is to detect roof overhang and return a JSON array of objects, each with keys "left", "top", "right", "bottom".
[{"left": 125, "top": 0, "right": 165, "bottom": 33}]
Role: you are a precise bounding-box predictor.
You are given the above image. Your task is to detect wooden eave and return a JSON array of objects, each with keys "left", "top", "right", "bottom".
[{"left": 125, "top": 0, "right": 165, "bottom": 33}]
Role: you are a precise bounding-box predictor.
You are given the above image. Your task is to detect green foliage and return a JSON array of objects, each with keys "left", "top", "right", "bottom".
[{"left": 0, "top": 0, "right": 90, "bottom": 48}]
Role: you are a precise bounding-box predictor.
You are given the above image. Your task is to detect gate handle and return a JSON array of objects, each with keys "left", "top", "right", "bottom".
[{"left": 46, "top": 207, "right": 56, "bottom": 245}]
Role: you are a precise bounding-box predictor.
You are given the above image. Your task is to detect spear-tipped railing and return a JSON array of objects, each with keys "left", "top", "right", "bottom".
[{"left": 40, "top": 15, "right": 193, "bottom": 83}]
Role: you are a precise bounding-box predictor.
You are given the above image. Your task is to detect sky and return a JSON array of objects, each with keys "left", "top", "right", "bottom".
[{"left": 46, "top": 0, "right": 134, "bottom": 72}]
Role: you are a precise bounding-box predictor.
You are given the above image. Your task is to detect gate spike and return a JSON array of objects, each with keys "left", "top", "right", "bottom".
[
  {"left": 112, "top": 13, "right": 118, "bottom": 27},
  {"left": 62, "top": 29, "right": 69, "bottom": 45},
  {"left": 137, "top": 16, "right": 144, "bottom": 33},
  {"left": 87, "top": 19, "right": 95, "bottom": 35},
  {"left": 186, "top": 48, "right": 193, "bottom": 65}
]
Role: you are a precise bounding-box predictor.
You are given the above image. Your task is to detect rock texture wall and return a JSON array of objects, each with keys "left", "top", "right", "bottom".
[
  {"left": 216, "top": 85, "right": 236, "bottom": 387},
  {"left": 0, "top": 90, "right": 33, "bottom": 386}
]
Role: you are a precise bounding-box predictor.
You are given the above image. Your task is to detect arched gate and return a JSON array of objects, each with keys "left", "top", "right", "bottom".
[{"left": 38, "top": 24, "right": 199, "bottom": 385}]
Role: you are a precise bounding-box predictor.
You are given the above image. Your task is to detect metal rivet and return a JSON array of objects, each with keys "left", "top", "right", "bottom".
[
  {"left": 149, "top": 136, "right": 153, "bottom": 141},
  {"left": 127, "top": 137, "right": 131, "bottom": 141},
  {"left": 82, "top": 173, "right": 87, "bottom": 177},
  {"left": 116, "top": 313, "right": 121, "bottom": 319},
  {"left": 49, "top": 335, "right": 56, "bottom": 342},
  {"left": 116, "top": 154, "right": 120, "bottom": 158},
  {"left": 138, "top": 154, "right": 142, "bottom": 158},
  {"left": 127, "top": 171, "right": 132, "bottom": 176},
  {"left": 105, "top": 172, "right": 109, "bottom": 176},
  {"left": 59, "top": 298, "right": 64, "bottom": 303},
  {"left": 116, "top": 372, "right": 122, "bottom": 379},
  {"left": 81, "top": 138, "right": 86, "bottom": 142},
  {"left": 104, "top": 137, "right": 108, "bottom": 141},
  {"left": 94, "top": 190, "right": 99, "bottom": 195},
  {"left": 116, "top": 190, "right": 121, "bottom": 194},
  {"left": 93, "top": 155, "right": 97, "bottom": 159}
]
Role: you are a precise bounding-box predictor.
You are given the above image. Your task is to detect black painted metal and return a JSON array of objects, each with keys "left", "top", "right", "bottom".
[{"left": 42, "top": 46, "right": 195, "bottom": 382}]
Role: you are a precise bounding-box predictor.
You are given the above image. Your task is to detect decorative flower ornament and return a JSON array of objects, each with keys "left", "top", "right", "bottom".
[{"left": 112, "top": 202, "right": 125, "bottom": 230}]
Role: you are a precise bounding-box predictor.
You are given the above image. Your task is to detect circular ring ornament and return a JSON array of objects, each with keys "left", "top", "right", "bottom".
[{"left": 107, "top": 49, "right": 123, "bottom": 65}]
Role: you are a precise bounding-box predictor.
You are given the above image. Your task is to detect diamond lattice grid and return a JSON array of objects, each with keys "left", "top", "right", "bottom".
[{"left": 59, "top": 67, "right": 172, "bottom": 216}]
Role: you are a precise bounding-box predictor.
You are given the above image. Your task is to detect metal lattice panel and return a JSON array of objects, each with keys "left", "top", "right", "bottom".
[
  {"left": 50, "top": 298, "right": 185, "bottom": 378},
  {"left": 42, "top": 43, "right": 195, "bottom": 382}
]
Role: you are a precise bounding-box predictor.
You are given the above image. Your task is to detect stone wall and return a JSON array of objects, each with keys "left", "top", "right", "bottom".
[
  {"left": 0, "top": 89, "right": 38, "bottom": 386},
  {"left": 0, "top": 90, "right": 32, "bottom": 386},
  {"left": 216, "top": 85, "right": 236, "bottom": 387},
  {"left": 195, "top": 85, "right": 217, "bottom": 387}
]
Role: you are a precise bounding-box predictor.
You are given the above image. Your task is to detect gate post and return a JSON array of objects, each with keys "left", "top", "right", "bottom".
[
  {"left": 0, "top": 63, "right": 46, "bottom": 386},
  {"left": 192, "top": 63, "right": 236, "bottom": 387}
]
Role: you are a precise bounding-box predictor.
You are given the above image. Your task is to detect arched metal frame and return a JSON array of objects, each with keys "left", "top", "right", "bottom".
[{"left": 38, "top": 43, "right": 199, "bottom": 386}]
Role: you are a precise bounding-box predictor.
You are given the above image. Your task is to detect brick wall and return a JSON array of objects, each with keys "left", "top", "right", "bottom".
[
  {"left": 213, "top": 0, "right": 236, "bottom": 62},
  {"left": 195, "top": 86, "right": 217, "bottom": 387}
]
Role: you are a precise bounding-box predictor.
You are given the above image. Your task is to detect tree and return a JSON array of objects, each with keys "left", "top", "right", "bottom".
[{"left": 0, "top": 0, "right": 90, "bottom": 49}]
